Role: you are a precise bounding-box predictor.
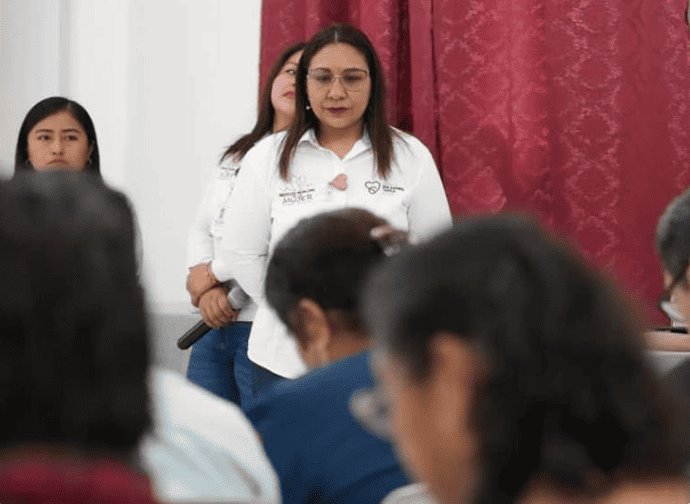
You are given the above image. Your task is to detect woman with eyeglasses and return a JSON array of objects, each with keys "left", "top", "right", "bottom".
[
  {"left": 185, "top": 42, "right": 305, "bottom": 406},
  {"left": 361, "top": 214, "right": 690, "bottom": 504},
  {"left": 248, "top": 208, "right": 409, "bottom": 504},
  {"left": 647, "top": 187, "right": 690, "bottom": 351},
  {"left": 187, "top": 23, "right": 451, "bottom": 384}
]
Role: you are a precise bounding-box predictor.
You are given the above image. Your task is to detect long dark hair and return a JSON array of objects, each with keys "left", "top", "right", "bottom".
[
  {"left": 14, "top": 96, "right": 100, "bottom": 175},
  {"left": 364, "top": 214, "right": 690, "bottom": 503},
  {"left": 220, "top": 42, "right": 306, "bottom": 163},
  {"left": 0, "top": 172, "right": 149, "bottom": 457},
  {"left": 278, "top": 23, "right": 395, "bottom": 180}
]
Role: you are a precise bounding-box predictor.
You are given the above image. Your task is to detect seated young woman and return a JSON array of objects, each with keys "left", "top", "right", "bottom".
[
  {"left": 248, "top": 208, "right": 409, "bottom": 504},
  {"left": 14, "top": 96, "right": 100, "bottom": 174}
]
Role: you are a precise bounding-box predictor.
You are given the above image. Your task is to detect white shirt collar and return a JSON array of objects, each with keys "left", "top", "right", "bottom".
[{"left": 298, "top": 128, "right": 372, "bottom": 158}]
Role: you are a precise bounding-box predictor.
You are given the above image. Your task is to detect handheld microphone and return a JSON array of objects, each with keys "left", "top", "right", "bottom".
[
  {"left": 177, "top": 320, "right": 211, "bottom": 349},
  {"left": 176, "top": 286, "right": 250, "bottom": 350}
]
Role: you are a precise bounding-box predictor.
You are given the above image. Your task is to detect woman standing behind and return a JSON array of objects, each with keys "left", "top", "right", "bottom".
[
  {"left": 14, "top": 96, "right": 100, "bottom": 174},
  {"left": 188, "top": 23, "right": 451, "bottom": 382},
  {"left": 185, "top": 42, "right": 305, "bottom": 406}
]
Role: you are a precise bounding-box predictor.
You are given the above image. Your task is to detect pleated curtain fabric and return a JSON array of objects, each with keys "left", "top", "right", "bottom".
[{"left": 259, "top": 0, "right": 690, "bottom": 320}]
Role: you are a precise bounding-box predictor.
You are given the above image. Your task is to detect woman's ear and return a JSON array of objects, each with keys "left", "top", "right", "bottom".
[{"left": 294, "top": 298, "right": 332, "bottom": 368}]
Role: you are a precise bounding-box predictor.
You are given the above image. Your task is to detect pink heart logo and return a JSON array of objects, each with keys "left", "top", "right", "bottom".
[{"left": 329, "top": 173, "right": 348, "bottom": 191}]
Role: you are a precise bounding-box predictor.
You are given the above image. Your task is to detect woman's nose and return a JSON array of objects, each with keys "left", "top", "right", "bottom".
[
  {"left": 51, "top": 139, "right": 64, "bottom": 153},
  {"left": 326, "top": 76, "right": 347, "bottom": 98}
]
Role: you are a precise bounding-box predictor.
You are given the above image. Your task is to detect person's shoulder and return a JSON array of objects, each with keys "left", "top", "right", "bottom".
[
  {"left": 251, "top": 355, "right": 371, "bottom": 422},
  {"left": 150, "top": 368, "right": 254, "bottom": 434},
  {"left": 242, "top": 131, "right": 287, "bottom": 162},
  {"left": 391, "top": 128, "right": 432, "bottom": 155},
  {"left": 252, "top": 370, "right": 321, "bottom": 415},
  {"left": 145, "top": 368, "right": 280, "bottom": 502},
  {"left": 258, "top": 130, "right": 288, "bottom": 150}
]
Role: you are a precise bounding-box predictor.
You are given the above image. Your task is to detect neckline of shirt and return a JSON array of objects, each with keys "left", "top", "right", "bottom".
[{"left": 299, "top": 128, "right": 372, "bottom": 161}]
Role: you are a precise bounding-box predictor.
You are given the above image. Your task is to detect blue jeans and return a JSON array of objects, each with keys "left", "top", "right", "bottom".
[{"left": 186, "top": 322, "right": 254, "bottom": 411}]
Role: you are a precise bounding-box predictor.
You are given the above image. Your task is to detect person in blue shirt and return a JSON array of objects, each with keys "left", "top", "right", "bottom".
[{"left": 247, "top": 208, "right": 409, "bottom": 504}]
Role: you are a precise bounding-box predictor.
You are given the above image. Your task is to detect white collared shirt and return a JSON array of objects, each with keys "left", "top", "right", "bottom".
[
  {"left": 187, "top": 158, "right": 256, "bottom": 320},
  {"left": 187, "top": 158, "right": 240, "bottom": 268},
  {"left": 212, "top": 128, "right": 451, "bottom": 377}
]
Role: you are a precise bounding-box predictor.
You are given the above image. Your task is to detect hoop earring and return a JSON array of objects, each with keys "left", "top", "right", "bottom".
[
  {"left": 87, "top": 156, "right": 93, "bottom": 165},
  {"left": 306, "top": 104, "right": 311, "bottom": 111}
]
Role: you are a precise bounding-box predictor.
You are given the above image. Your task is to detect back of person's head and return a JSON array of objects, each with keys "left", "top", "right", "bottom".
[
  {"left": 265, "top": 208, "right": 403, "bottom": 360},
  {"left": 656, "top": 188, "right": 690, "bottom": 285},
  {"left": 14, "top": 96, "right": 101, "bottom": 175},
  {"left": 363, "top": 214, "right": 689, "bottom": 503},
  {"left": 0, "top": 172, "right": 149, "bottom": 456}
]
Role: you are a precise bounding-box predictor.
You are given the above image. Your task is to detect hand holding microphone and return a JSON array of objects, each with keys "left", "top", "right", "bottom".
[
  {"left": 199, "top": 286, "right": 237, "bottom": 328},
  {"left": 177, "top": 286, "right": 249, "bottom": 350}
]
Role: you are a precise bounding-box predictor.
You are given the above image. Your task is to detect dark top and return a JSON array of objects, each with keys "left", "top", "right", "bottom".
[{"left": 249, "top": 351, "right": 408, "bottom": 503}]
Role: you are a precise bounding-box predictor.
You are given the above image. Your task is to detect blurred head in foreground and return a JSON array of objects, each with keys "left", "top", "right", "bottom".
[
  {"left": 363, "top": 214, "right": 689, "bottom": 504},
  {"left": 0, "top": 172, "right": 149, "bottom": 459}
]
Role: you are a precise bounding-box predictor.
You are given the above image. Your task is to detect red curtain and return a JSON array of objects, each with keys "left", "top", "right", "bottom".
[{"left": 260, "top": 0, "right": 690, "bottom": 320}]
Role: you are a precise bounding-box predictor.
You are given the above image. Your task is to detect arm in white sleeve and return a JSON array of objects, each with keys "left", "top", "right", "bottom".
[
  {"left": 210, "top": 141, "right": 274, "bottom": 299},
  {"left": 406, "top": 140, "right": 452, "bottom": 242},
  {"left": 186, "top": 178, "right": 217, "bottom": 268}
]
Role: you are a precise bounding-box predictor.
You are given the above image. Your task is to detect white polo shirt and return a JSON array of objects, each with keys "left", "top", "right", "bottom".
[
  {"left": 187, "top": 158, "right": 256, "bottom": 321},
  {"left": 212, "top": 128, "right": 451, "bottom": 377}
]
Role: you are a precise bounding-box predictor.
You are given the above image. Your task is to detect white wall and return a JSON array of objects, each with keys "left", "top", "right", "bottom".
[
  {"left": 0, "top": 0, "right": 262, "bottom": 307},
  {"left": 0, "top": 0, "right": 65, "bottom": 172}
]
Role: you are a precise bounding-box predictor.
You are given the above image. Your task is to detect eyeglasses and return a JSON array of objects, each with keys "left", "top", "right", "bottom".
[
  {"left": 349, "top": 386, "right": 391, "bottom": 439},
  {"left": 659, "top": 262, "right": 688, "bottom": 325},
  {"left": 306, "top": 68, "right": 369, "bottom": 91}
]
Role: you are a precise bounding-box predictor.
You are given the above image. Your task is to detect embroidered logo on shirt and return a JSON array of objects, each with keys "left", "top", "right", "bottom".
[
  {"left": 279, "top": 176, "right": 316, "bottom": 205},
  {"left": 365, "top": 181, "right": 381, "bottom": 194},
  {"left": 365, "top": 180, "right": 405, "bottom": 195},
  {"left": 218, "top": 164, "right": 239, "bottom": 179}
]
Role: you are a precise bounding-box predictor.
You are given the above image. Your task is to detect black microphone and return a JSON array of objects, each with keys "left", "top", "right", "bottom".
[{"left": 177, "top": 320, "right": 211, "bottom": 350}]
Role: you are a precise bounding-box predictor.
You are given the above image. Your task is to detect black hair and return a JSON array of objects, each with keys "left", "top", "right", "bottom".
[
  {"left": 265, "top": 208, "right": 397, "bottom": 337},
  {"left": 364, "top": 214, "right": 690, "bottom": 503},
  {"left": 0, "top": 172, "right": 149, "bottom": 457},
  {"left": 14, "top": 96, "right": 101, "bottom": 175},
  {"left": 278, "top": 23, "right": 397, "bottom": 180},
  {"left": 656, "top": 188, "right": 690, "bottom": 284},
  {"left": 221, "top": 42, "right": 306, "bottom": 163}
]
